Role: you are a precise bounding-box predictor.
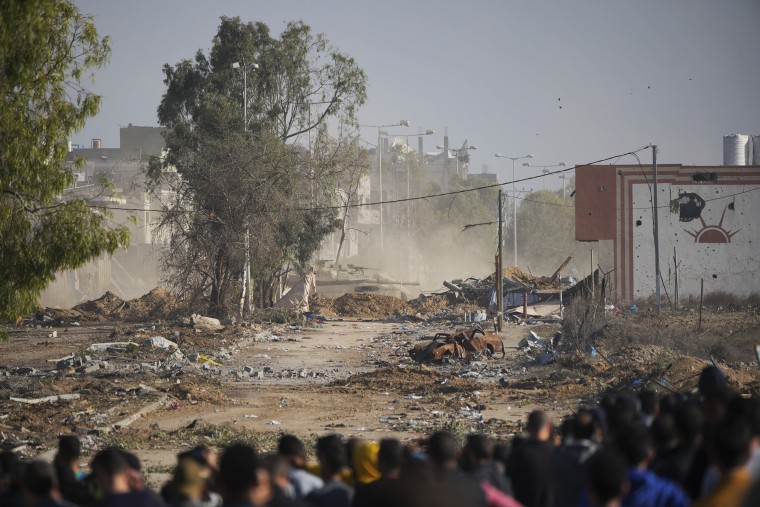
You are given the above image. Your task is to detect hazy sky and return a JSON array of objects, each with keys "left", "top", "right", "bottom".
[{"left": 73, "top": 0, "right": 760, "bottom": 189}]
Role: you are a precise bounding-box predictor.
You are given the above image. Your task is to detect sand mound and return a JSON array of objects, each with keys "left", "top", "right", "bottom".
[{"left": 331, "top": 293, "right": 413, "bottom": 319}]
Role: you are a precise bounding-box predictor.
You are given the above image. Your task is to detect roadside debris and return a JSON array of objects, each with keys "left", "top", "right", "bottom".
[
  {"left": 192, "top": 314, "right": 225, "bottom": 332},
  {"left": 10, "top": 394, "right": 80, "bottom": 404},
  {"left": 142, "top": 336, "right": 178, "bottom": 350}
]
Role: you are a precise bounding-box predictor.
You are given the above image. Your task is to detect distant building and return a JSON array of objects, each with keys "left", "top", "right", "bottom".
[
  {"left": 41, "top": 126, "right": 166, "bottom": 306},
  {"left": 575, "top": 164, "right": 760, "bottom": 302}
]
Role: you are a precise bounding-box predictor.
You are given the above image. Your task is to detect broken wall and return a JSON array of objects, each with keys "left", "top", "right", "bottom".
[{"left": 576, "top": 165, "right": 760, "bottom": 301}]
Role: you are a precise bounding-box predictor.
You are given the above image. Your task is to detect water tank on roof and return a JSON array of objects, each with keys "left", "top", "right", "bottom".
[
  {"left": 752, "top": 135, "right": 760, "bottom": 165},
  {"left": 723, "top": 134, "right": 749, "bottom": 165}
]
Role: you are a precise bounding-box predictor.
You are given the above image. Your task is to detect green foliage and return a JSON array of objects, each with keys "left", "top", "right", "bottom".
[
  {"left": 0, "top": 0, "right": 130, "bottom": 326},
  {"left": 508, "top": 189, "right": 591, "bottom": 275},
  {"left": 150, "top": 16, "right": 367, "bottom": 316}
]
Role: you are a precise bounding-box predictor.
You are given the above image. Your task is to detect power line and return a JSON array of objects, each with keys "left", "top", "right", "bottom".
[{"left": 80, "top": 145, "right": 760, "bottom": 214}]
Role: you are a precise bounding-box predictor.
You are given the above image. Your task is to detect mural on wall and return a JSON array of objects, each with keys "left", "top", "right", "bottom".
[
  {"left": 631, "top": 183, "right": 758, "bottom": 299},
  {"left": 685, "top": 203, "right": 740, "bottom": 244}
]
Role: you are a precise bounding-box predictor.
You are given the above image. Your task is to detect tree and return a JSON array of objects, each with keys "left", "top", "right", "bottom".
[
  {"left": 149, "top": 17, "right": 367, "bottom": 316},
  {"left": 509, "top": 189, "right": 593, "bottom": 276},
  {"left": 0, "top": 0, "right": 129, "bottom": 327}
]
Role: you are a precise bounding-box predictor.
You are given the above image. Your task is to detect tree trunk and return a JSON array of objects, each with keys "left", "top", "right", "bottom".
[
  {"left": 209, "top": 246, "right": 228, "bottom": 317},
  {"left": 334, "top": 214, "right": 348, "bottom": 266}
]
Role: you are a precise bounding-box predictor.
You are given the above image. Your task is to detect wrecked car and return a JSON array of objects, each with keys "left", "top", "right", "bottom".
[{"left": 409, "top": 326, "right": 505, "bottom": 363}]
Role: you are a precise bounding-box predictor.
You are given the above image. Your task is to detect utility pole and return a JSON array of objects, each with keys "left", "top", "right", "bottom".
[
  {"left": 652, "top": 144, "right": 661, "bottom": 314},
  {"left": 497, "top": 189, "right": 504, "bottom": 332},
  {"left": 378, "top": 129, "right": 384, "bottom": 250}
]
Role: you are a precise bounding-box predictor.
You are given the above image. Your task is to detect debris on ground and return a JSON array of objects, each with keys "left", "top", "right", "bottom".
[
  {"left": 409, "top": 326, "right": 505, "bottom": 363},
  {"left": 192, "top": 314, "right": 225, "bottom": 332},
  {"left": 38, "top": 288, "right": 179, "bottom": 324}
]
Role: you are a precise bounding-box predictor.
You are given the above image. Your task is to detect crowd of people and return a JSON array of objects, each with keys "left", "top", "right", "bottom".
[{"left": 2, "top": 364, "right": 760, "bottom": 507}]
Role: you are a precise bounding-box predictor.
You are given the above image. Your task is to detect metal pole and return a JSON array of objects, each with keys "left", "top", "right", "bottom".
[
  {"left": 497, "top": 189, "right": 504, "bottom": 332},
  {"left": 652, "top": 145, "right": 661, "bottom": 314},
  {"left": 512, "top": 158, "right": 517, "bottom": 266},
  {"left": 243, "top": 68, "right": 247, "bottom": 132},
  {"left": 673, "top": 247, "right": 679, "bottom": 309},
  {"left": 698, "top": 278, "right": 704, "bottom": 329},
  {"left": 378, "top": 129, "right": 384, "bottom": 250}
]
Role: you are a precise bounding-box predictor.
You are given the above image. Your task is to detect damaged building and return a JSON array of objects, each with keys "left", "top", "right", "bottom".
[{"left": 575, "top": 160, "right": 760, "bottom": 302}]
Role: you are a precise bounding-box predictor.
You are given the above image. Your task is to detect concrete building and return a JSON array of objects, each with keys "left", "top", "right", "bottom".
[
  {"left": 41, "top": 126, "right": 167, "bottom": 306},
  {"left": 575, "top": 164, "right": 760, "bottom": 302}
]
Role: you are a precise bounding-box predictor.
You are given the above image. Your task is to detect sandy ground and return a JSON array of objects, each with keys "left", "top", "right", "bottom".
[{"left": 4, "top": 299, "right": 759, "bottom": 491}]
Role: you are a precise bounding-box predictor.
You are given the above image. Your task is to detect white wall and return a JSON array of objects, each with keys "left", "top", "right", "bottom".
[{"left": 631, "top": 183, "right": 759, "bottom": 299}]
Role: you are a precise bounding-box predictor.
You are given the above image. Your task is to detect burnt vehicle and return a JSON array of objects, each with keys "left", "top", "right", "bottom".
[{"left": 409, "top": 326, "right": 505, "bottom": 363}]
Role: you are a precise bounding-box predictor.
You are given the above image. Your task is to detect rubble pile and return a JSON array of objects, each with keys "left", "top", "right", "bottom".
[
  {"left": 307, "top": 294, "right": 338, "bottom": 318},
  {"left": 319, "top": 293, "right": 413, "bottom": 319},
  {"left": 485, "top": 267, "right": 562, "bottom": 291},
  {"left": 39, "top": 288, "right": 179, "bottom": 324}
]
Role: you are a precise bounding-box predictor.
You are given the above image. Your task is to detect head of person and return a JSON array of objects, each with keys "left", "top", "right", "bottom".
[
  {"left": 91, "top": 448, "right": 131, "bottom": 494},
  {"left": 463, "top": 433, "right": 494, "bottom": 468},
  {"left": 20, "top": 460, "right": 58, "bottom": 504},
  {"left": 278, "top": 434, "right": 308, "bottom": 469},
  {"left": 173, "top": 457, "right": 206, "bottom": 501},
  {"left": 699, "top": 365, "right": 727, "bottom": 398},
  {"left": 118, "top": 449, "right": 145, "bottom": 492},
  {"left": 586, "top": 450, "right": 628, "bottom": 507},
  {"left": 315, "top": 434, "right": 347, "bottom": 480},
  {"left": 426, "top": 432, "right": 458, "bottom": 469},
  {"left": 614, "top": 424, "right": 653, "bottom": 469},
  {"left": 220, "top": 443, "right": 271, "bottom": 506},
  {"left": 55, "top": 435, "right": 81, "bottom": 468},
  {"left": 0, "top": 451, "right": 20, "bottom": 495},
  {"left": 378, "top": 439, "right": 404, "bottom": 478},
  {"left": 526, "top": 410, "right": 552, "bottom": 442},
  {"left": 353, "top": 441, "right": 380, "bottom": 485},
  {"left": 176, "top": 446, "right": 217, "bottom": 496},
  {"left": 263, "top": 454, "right": 292, "bottom": 493},
  {"left": 573, "top": 408, "right": 602, "bottom": 442}
]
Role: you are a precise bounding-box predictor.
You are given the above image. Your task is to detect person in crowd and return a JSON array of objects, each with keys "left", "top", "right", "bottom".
[
  {"left": 90, "top": 448, "right": 165, "bottom": 507},
  {"left": 584, "top": 450, "right": 629, "bottom": 507},
  {"left": 638, "top": 390, "right": 659, "bottom": 427},
  {"left": 218, "top": 443, "right": 271, "bottom": 507},
  {"left": 651, "top": 400, "right": 703, "bottom": 487},
  {"left": 352, "top": 438, "right": 404, "bottom": 507},
  {"left": 614, "top": 424, "right": 689, "bottom": 507},
  {"left": 507, "top": 410, "right": 555, "bottom": 507},
  {"left": 427, "top": 431, "right": 486, "bottom": 507},
  {"left": 351, "top": 441, "right": 380, "bottom": 486},
  {"left": 552, "top": 409, "right": 601, "bottom": 507},
  {"left": 305, "top": 434, "right": 353, "bottom": 507},
  {"left": 462, "top": 433, "right": 512, "bottom": 495},
  {"left": 684, "top": 380, "right": 738, "bottom": 498},
  {"left": 20, "top": 460, "right": 72, "bottom": 507},
  {"left": 162, "top": 447, "right": 222, "bottom": 507},
  {"left": 264, "top": 454, "right": 308, "bottom": 507},
  {"left": 278, "top": 435, "right": 323, "bottom": 499},
  {"left": 54, "top": 435, "right": 95, "bottom": 506},
  {"left": 692, "top": 417, "right": 753, "bottom": 507},
  {"left": 0, "top": 451, "right": 24, "bottom": 507}
]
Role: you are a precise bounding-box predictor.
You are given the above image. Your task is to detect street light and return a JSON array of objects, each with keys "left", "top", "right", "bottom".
[
  {"left": 231, "top": 61, "right": 259, "bottom": 131},
  {"left": 436, "top": 143, "right": 477, "bottom": 178},
  {"left": 232, "top": 61, "right": 259, "bottom": 317},
  {"left": 522, "top": 162, "right": 567, "bottom": 190},
  {"left": 495, "top": 153, "right": 534, "bottom": 266},
  {"left": 360, "top": 120, "right": 412, "bottom": 250}
]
